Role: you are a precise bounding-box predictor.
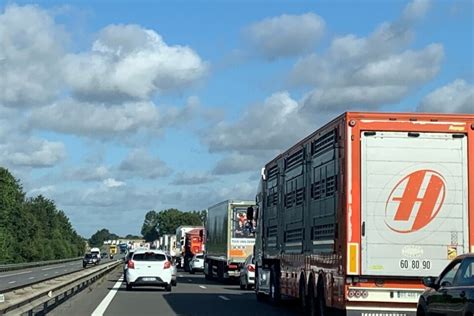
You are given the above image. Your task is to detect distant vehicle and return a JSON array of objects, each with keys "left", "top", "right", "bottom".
[
  {"left": 189, "top": 253, "right": 204, "bottom": 274},
  {"left": 176, "top": 226, "right": 203, "bottom": 269},
  {"left": 90, "top": 247, "right": 101, "bottom": 257},
  {"left": 125, "top": 249, "right": 173, "bottom": 291},
  {"left": 204, "top": 200, "right": 255, "bottom": 281},
  {"left": 166, "top": 253, "right": 177, "bottom": 286},
  {"left": 239, "top": 255, "right": 255, "bottom": 290},
  {"left": 119, "top": 243, "right": 128, "bottom": 254},
  {"left": 100, "top": 252, "right": 108, "bottom": 259},
  {"left": 417, "top": 253, "right": 474, "bottom": 315},
  {"left": 83, "top": 253, "right": 99, "bottom": 268},
  {"left": 254, "top": 112, "right": 474, "bottom": 315},
  {"left": 109, "top": 244, "right": 117, "bottom": 259},
  {"left": 183, "top": 228, "right": 204, "bottom": 272}
]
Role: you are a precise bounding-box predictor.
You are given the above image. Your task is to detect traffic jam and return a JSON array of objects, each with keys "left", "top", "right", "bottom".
[{"left": 116, "top": 113, "right": 474, "bottom": 316}]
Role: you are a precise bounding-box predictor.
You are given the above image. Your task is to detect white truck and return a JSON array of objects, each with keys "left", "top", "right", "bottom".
[{"left": 204, "top": 200, "right": 256, "bottom": 281}]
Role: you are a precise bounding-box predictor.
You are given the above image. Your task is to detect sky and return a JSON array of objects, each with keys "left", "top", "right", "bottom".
[{"left": 0, "top": 0, "right": 472, "bottom": 238}]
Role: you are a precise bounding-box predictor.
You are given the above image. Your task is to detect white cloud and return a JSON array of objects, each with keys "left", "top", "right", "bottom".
[
  {"left": 118, "top": 148, "right": 171, "bottom": 179},
  {"left": 0, "top": 5, "right": 66, "bottom": 107},
  {"left": 418, "top": 79, "right": 474, "bottom": 113},
  {"left": 63, "top": 24, "right": 208, "bottom": 102},
  {"left": 103, "top": 178, "right": 126, "bottom": 188},
  {"left": 65, "top": 165, "right": 110, "bottom": 182},
  {"left": 244, "top": 12, "right": 325, "bottom": 60},
  {"left": 0, "top": 138, "right": 66, "bottom": 168},
  {"left": 205, "top": 91, "right": 311, "bottom": 153},
  {"left": 289, "top": 0, "right": 441, "bottom": 114}
]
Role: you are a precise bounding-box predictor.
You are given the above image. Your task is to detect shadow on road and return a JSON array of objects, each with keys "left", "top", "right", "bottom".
[{"left": 162, "top": 293, "right": 301, "bottom": 316}]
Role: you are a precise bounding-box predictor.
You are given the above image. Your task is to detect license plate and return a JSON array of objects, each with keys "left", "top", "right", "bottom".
[
  {"left": 397, "top": 291, "right": 419, "bottom": 299},
  {"left": 142, "top": 277, "right": 156, "bottom": 281}
]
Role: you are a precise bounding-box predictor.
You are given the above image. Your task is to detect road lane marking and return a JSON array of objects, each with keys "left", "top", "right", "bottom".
[
  {"left": 42, "top": 265, "right": 65, "bottom": 271},
  {"left": 28, "top": 277, "right": 35, "bottom": 280},
  {"left": 0, "top": 270, "right": 32, "bottom": 278},
  {"left": 8, "top": 281, "right": 16, "bottom": 284},
  {"left": 199, "top": 285, "right": 207, "bottom": 289},
  {"left": 44, "top": 274, "right": 48, "bottom": 276},
  {"left": 218, "top": 295, "right": 230, "bottom": 301},
  {"left": 91, "top": 277, "right": 123, "bottom": 316}
]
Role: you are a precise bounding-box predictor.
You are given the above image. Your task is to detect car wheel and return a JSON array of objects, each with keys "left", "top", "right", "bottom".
[
  {"left": 171, "top": 280, "right": 177, "bottom": 286},
  {"left": 239, "top": 277, "right": 245, "bottom": 290},
  {"left": 165, "top": 284, "right": 172, "bottom": 292},
  {"left": 416, "top": 304, "right": 426, "bottom": 316},
  {"left": 126, "top": 283, "right": 132, "bottom": 291},
  {"left": 190, "top": 268, "right": 195, "bottom": 275}
]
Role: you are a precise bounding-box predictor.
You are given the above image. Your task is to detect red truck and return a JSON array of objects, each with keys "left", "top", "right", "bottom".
[
  {"left": 184, "top": 228, "right": 204, "bottom": 272},
  {"left": 253, "top": 112, "right": 474, "bottom": 316}
]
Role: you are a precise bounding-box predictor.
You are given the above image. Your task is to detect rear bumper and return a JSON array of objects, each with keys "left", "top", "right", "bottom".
[
  {"left": 346, "top": 306, "right": 416, "bottom": 316},
  {"left": 129, "top": 276, "right": 169, "bottom": 287}
]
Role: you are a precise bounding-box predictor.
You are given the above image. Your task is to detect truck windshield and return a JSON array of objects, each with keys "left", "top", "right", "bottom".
[{"left": 232, "top": 207, "right": 255, "bottom": 238}]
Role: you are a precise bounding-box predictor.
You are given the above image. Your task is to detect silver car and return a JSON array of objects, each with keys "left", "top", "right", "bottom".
[
  {"left": 189, "top": 253, "right": 204, "bottom": 274},
  {"left": 239, "top": 255, "right": 255, "bottom": 290}
]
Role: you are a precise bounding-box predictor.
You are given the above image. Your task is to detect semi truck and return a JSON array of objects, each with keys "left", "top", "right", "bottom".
[
  {"left": 204, "top": 200, "right": 256, "bottom": 281},
  {"left": 176, "top": 226, "right": 203, "bottom": 268},
  {"left": 183, "top": 228, "right": 205, "bottom": 271},
  {"left": 253, "top": 112, "right": 474, "bottom": 316}
]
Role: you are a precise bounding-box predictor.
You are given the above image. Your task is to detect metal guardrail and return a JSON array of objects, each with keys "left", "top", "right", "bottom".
[
  {"left": 0, "top": 257, "right": 82, "bottom": 273},
  {"left": 0, "top": 260, "right": 122, "bottom": 315}
]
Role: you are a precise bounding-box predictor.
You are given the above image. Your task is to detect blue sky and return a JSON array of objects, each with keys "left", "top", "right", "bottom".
[{"left": 0, "top": 0, "right": 472, "bottom": 237}]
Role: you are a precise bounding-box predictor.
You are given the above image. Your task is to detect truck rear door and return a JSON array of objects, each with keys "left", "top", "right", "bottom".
[{"left": 361, "top": 131, "right": 469, "bottom": 277}]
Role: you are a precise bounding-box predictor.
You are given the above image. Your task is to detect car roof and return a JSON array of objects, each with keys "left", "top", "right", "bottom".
[
  {"left": 132, "top": 249, "right": 166, "bottom": 255},
  {"left": 456, "top": 253, "right": 474, "bottom": 260}
]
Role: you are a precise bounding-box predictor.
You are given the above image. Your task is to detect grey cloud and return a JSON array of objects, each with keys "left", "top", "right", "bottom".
[
  {"left": 243, "top": 12, "right": 325, "bottom": 60},
  {"left": 171, "top": 172, "right": 216, "bottom": 185},
  {"left": 118, "top": 148, "right": 172, "bottom": 179},
  {"left": 418, "top": 79, "right": 474, "bottom": 113},
  {"left": 212, "top": 153, "right": 265, "bottom": 175}
]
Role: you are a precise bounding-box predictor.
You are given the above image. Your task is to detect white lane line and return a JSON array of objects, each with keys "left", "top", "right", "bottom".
[
  {"left": 28, "top": 277, "right": 35, "bottom": 280},
  {"left": 0, "top": 270, "right": 32, "bottom": 278},
  {"left": 42, "top": 265, "right": 65, "bottom": 271},
  {"left": 218, "top": 295, "right": 230, "bottom": 301},
  {"left": 91, "top": 277, "right": 123, "bottom": 316},
  {"left": 179, "top": 275, "right": 184, "bottom": 277},
  {"left": 8, "top": 281, "right": 16, "bottom": 284},
  {"left": 199, "top": 285, "right": 207, "bottom": 289}
]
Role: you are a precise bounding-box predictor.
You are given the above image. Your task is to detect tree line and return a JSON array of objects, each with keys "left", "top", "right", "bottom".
[
  {"left": 88, "top": 228, "right": 141, "bottom": 247},
  {"left": 0, "top": 167, "right": 85, "bottom": 264}
]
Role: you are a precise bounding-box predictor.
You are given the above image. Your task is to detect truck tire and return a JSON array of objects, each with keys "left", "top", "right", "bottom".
[
  {"left": 306, "top": 277, "right": 316, "bottom": 316},
  {"left": 126, "top": 283, "right": 132, "bottom": 291},
  {"left": 217, "top": 261, "right": 225, "bottom": 282},
  {"left": 316, "top": 279, "right": 328, "bottom": 316},
  {"left": 190, "top": 268, "right": 195, "bottom": 274},
  {"left": 299, "top": 277, "right": 306, "bottom": 312},
  {"left": 165, "top": 284, "right": 172, "bottom": 292},
  {"left": 269, "top": 266, "right": 281, "bottom": 305}
]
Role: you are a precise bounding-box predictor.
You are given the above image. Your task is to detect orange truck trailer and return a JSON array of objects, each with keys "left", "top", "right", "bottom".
[{"left": 253, "top": 112, "right": 474, "bottom": 316}]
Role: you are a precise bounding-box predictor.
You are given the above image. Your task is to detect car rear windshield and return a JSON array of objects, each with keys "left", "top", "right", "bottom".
[
  {"left": 196, "top": 255, "right": 204, "bottom": 259},
  {"left": 133, "top": 253, "right": 166, "bottom": 261}
]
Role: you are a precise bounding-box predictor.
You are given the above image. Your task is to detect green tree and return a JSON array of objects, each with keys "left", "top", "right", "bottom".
[
  {"left": 89, "top": 228, "right": 119, "bottom": 247},
  {"left": 141, "top": 210, "right": 159, "bottom": 242}
]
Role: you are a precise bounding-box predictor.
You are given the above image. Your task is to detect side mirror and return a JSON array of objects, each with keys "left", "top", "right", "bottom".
[
  {"left": 422, "top": 277, "right": 438, "bottom": 289},
  {"left": 247, "top": 206, "right": 254, "bottom": 221}
]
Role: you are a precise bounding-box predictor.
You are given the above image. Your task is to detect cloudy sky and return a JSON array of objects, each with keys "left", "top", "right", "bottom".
[{"left": 0, "top": 0, "right": 472, "bottom": 237}]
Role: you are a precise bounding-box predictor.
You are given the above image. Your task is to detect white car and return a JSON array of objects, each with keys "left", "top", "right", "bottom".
[
  {"left": 239, "top": 255, "right": 255, "bottom": 290},
  {"left": 125, "top": 249, "right": 173, "bottom": 291},
  {"left": 189, "top": 253, "right": 205, "bottom": 274}
]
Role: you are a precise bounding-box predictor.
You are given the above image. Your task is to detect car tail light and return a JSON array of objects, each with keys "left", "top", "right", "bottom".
[
  {"left": 248, "top": 265, "right": 255, "bottom": 272},
  {"left": 128, "top": 260, "right": 135, "bottom": 269},
  {"left": 164, "top": 261, "right": 171, "bottom": 269}
]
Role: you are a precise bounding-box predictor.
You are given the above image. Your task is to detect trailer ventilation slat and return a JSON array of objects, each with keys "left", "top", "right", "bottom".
[
  {"left": 267, "top": 165, "right": 279, "bottom": 180},
  {"left": 311, "top": 129, "right": 337, "bottom": 157},
  {"left": 312, "top": 223, "right": 335, "bottom": 241},
  {"left": 285, "top": 229, "right": 303, "bottom": 243},
  {"left": 295, "top": 188, "right": 305, "bottom": 205},
  {"left": 267, "top": 226, "right": 278, "bottom": 238},
  {"left": 326, "top": 175, "right": 337, "bottom": 197},
  {"left": 285, "top": 149, "right": 304, "bottom": 170}
]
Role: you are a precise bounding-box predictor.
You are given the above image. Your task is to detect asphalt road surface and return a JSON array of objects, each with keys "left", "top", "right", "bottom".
[
  {"left": 0, "top": 257, "right": 115, "bottom": 292},
  {"left": 51, "top": 268, "right": 301, "bottom": 316}
]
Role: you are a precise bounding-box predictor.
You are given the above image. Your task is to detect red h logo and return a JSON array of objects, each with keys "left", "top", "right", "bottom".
[{"left": 385, "top": 170, "right": 446, "bottom": 233}]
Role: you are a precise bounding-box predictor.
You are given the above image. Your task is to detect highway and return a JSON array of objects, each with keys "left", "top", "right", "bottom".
[
  {"left": 0, "top": 258, "right": 114, "bottom": 292},
  {"left": 50, "top": 268, "right": 300, "bottom": 316}
]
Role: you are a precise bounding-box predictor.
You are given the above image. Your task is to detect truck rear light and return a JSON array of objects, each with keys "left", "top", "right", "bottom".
[
  {"left": 228, "top": 264, "right": 238, "bottom": 270},
  {"left": 128, "top": 260, "right": 135, "bottom": 269},
  {"left": 164, "top": 261, "right": 171, "bottom": 269},
  {"left": 248, "top": 265, "right": 255, "bottom": 272}
]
